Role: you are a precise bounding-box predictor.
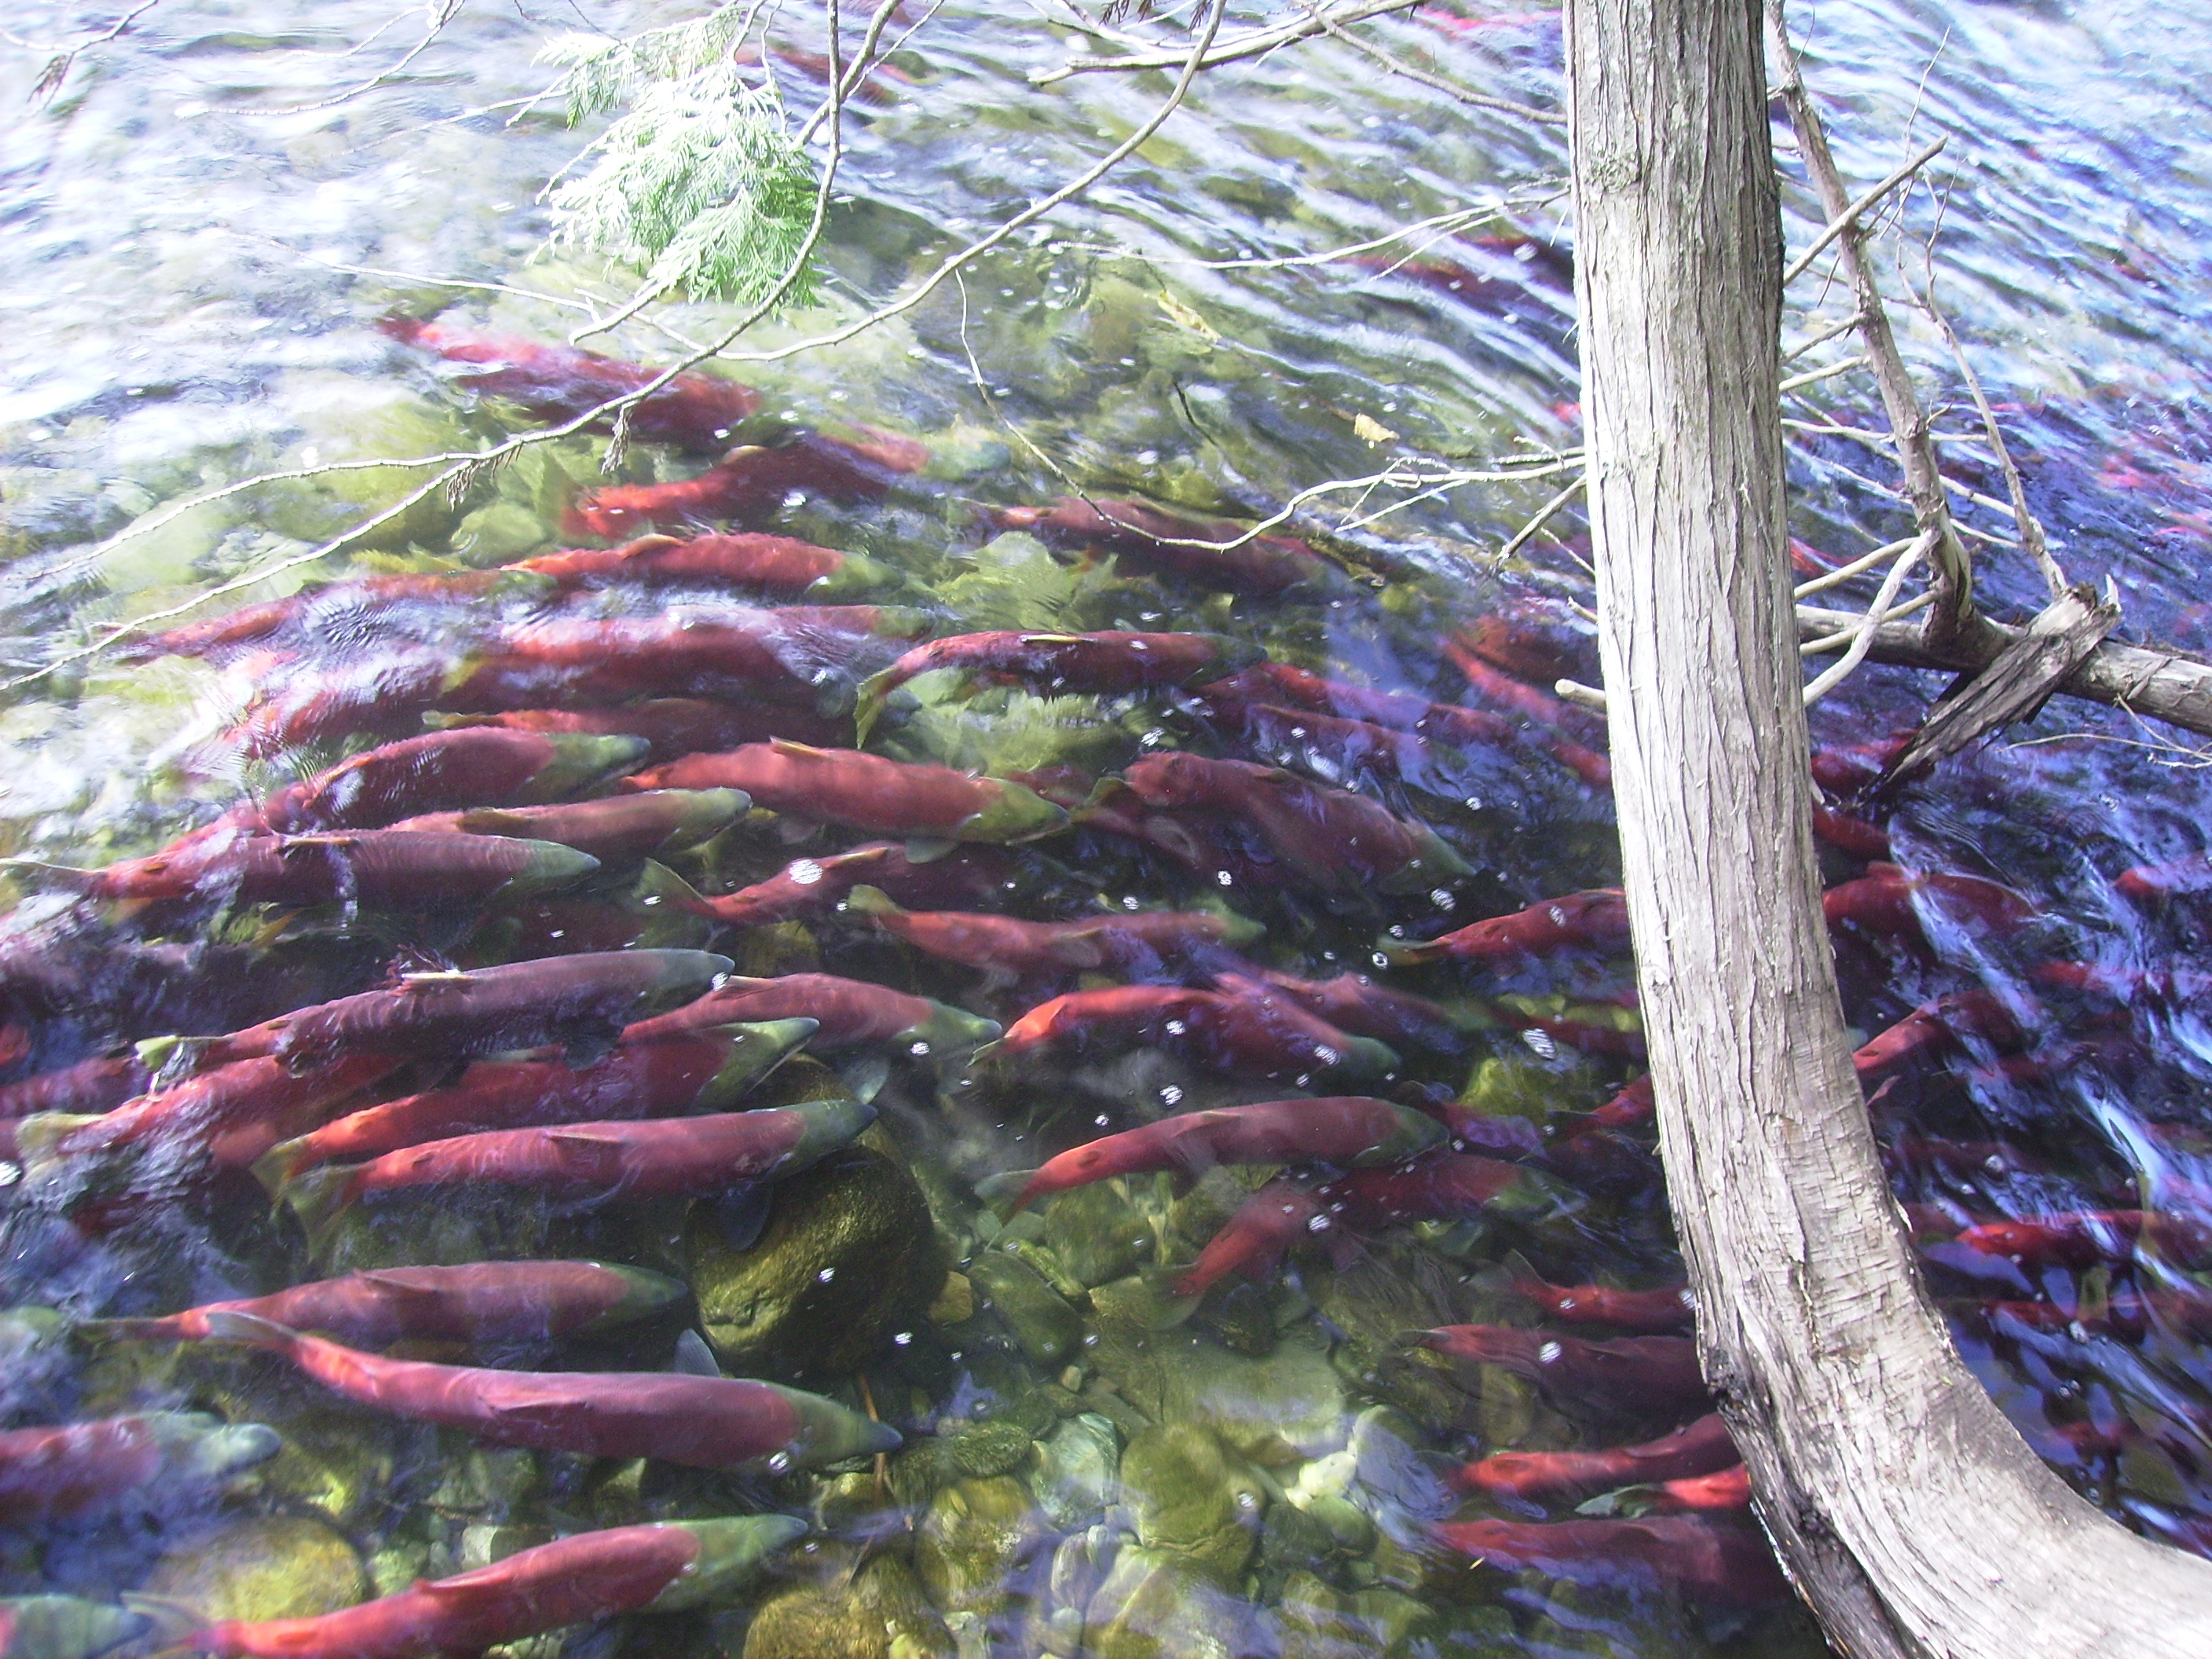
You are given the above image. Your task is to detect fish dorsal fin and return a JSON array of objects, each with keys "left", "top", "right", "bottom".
[
  {"left": 543, "top": 1128, "right": 630, "bottom": 1175},
  {"left": 769, "top": 738, "right": 837, "bottom": 759},
  {"left": 1017, "top": 633, "right": 1084, "bottom": 646},
  {"left": 355, "top": 1269, "right": 451, "bottom": 1299},
  {"left": 454, "top": 808, "right": 526, "bottom": 835}
]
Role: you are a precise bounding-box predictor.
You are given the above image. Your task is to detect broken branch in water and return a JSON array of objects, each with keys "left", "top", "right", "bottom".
[{"left": 1874, "top": 583, "right": 2120, "bottom": 787}]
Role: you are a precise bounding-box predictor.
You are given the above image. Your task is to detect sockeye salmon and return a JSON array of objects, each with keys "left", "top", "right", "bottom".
[
  {"left": 855, "top": 629, "right": 1260, "bottom": 739},
  {"left": 178, "top": 1515, "right": 806, "bottom": 1659},
  {"left": 201, "top": 1311, "right": 896, "bottom": 1467},
  {"left": 424, "top": 699, "right": 849, "bottom": 762},
  {"left": 1386, "top": 888, "right": 1629, "bottom": 967},
  {"left": 1454, "top": 1412, "right": 1738, "bottom": 1503},
  {"left": 384, "top": 789, "right": 745, "bottom": 865},
  {"left": 994, "top": 497, "right": 1326, "bottom": 594},
  {"left": 0, "top": 1056, "right": 152, "bottom": 1120},
  {"left": 1320, "top": 1154, "right": 1564, "bottom": 1231},
  {"left": 1001, "top": 1097, "right": 1445, "bottom": 1211},
  {"left": 156, "top": 949, "right": 731, "bottom": 1073},
  {"left": 1120, "top": 752, "right": 1469, "bottom": 893},
  {"left": 1411, "top": 1324, "right": 1708, "bottom": 1416},
  {"left": 1822, "top": 861, "right": 2034, "bottom": 939},
  {"left": 380, "top": 316, "right": 761, "bottom": 451},
  {"left": 994, "top": 981, "right": 1399, "bottom": 1082},
  {"left": 275, "top": 1097, "right": 873, "bottom": 1247},
  {"left": 1170, "top": 1177, "right": 1327, "bottom": 1302},
  {"left": 1435, "top": 1514, "right": 1787, "bottom": 1606},
  {"left": 688, "top": 841, "right": 1017, "bottom": 928},
  {"left": 623, "top": 972, "right": 999, "bottom": 1052},
  {"left": 1957, "top": 1210, "right": 2212, "bottom": 1269},
  {"left": 566, "top": 430, "right": 929, "bottom": 540},
  {"left": 92, "top": 1260, "right": 685, "bottom": 1349},
  {"left": 1503, "top": 1253, "right": 1694, "bottom": 1333},
  {"left": 16, "top": 1053, "right": 399, "bottom": 1174},
  {"left": 66, "top": 831, "right": 598, "bottom": 910},
  {"left": 439, "top": 607, "right": 921, "bottom": 713},
  {"left": 844, "top": 884, "right": 1260, "bottom": 977},
  {"left": 0, "top": 1412, "right": 278, "bottom": 1526},
  {"left": 255, "top": 1020, "right": 815, "bottom": 1183},
  {"left": 626, "top": 740, "right": 1068, "bottom": 841},
  {"left": 515, "top": 531, "right": 898, "bottom": 598}
]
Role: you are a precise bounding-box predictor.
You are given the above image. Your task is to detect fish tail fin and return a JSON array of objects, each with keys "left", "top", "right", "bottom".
[
  {"left": 119, "top": 1592, "right": 198, "bottom": 1654},
  {"left": 1500, "top": 1249, "right": 1548, "bottom": 1299},
  {"left": 251, "top": 1136, "right": 318, "bottom": 1198},
  {"left": 851, "top": 667, "right": 898, "bottom": 745},
  {"left": 0, "top": 857, "right": 97, "bottom": 892},
  {"left": 842, "top": 883, "right": 900, "bottom": 918},
  {"left": 973, "top": 1167, "right": 1040, "bottom": 1219},
  {"left": 197, "top": 1309, "right": 296, "bottom": 1352},
  {"left": 274, "top": 1164, "right": 356, "bottom": 1256}
]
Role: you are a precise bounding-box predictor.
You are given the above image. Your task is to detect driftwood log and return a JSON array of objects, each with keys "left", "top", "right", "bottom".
[{"left": 1565, "top": 0, "right": 2212, "bottom": 1653}]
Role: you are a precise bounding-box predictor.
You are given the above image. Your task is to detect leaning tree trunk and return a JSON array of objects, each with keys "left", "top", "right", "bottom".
[{"left": 1564, "top": 0, "right": 2212, "bottom": 1653}]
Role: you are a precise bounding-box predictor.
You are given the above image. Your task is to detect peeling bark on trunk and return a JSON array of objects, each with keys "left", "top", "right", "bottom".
[{"left": 1565, "top": 0, "right": 2212, "bottom": 1653}]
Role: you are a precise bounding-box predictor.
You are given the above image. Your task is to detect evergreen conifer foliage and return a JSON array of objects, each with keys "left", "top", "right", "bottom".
[{"left": 541, "top": 6, "right": 819, "bottom": 309}]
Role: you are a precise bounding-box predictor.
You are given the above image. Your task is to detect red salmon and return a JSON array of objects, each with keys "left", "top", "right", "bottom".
[
  {"left": 1455, "top": 1412, "right": 1739, "bottom": 1503},
  {"left": 381, "top": 317, "right": 760, "bottom": 450},
  {"left": 857, "top": 630, "right": 1258, "bottom": 736},
  {"left": 169, "top": 949, "right": 730, "bottom": 1072},
  {"left": 1503, "top": 1254, "right": 1694, "bottom": 1333},
  {"left": 627, "top": 740, "right": 1067, "bottom": 841},
  {"left": 181, "top": 1516, "right": 804, "bottom": 1658},
  {"left": 1172, "top": 1177, "right": 1327, "bottom": 1301},
  {"left": 996, "top": 497, "right": 1325, "bottom": 594},
  {"left": 0, "top": 1413, "right": 278, "bottom": 1526},
  {"left": 426, "top": 700, "right": 848, "bottom": 762},
  {"left": 1005, "top": 1097, "right": 1445, "bottom": 1211},
  {"left": 94, "top": 1260, "right": 685, "bottom": 1347},
  {"left": 995, "top": 981, "right": 1398, "bottom": 1081},
  {"left": 201, "top": 1311, "right": 896, "bottom": 1467},
  {"left": 385, "top": 789, "right": 745, "bottom": 864},
  {"left": 255, "top": 1020, "right": 815, "bottom": 1182},
  {"left": 845, "top": 885, "right": 1260, "bottom": 976},
  {"left": 623, "top": 972, "right": 999, "bottom": 1052},
  {"left": 1412, "top": 1324, "right": 1708, "bottom": 1415},
  {"left": 689, "top": 841, "right": 1016, "bottom": 928},
  {"left": 1436, "top": 1515, "right": 1788, "bottom": 1606},
  {"left": 566, "top": 430, "right": 928, "bottom": 539},
  {"left": 1122, "top": 752, "right": 1469, "bottom": 893},
  {"left": 516, "top": 531, "right": 895, "bottom": 598},
  {"left": 1387, "top": 888, "right": 1630, "bottom": 967}
]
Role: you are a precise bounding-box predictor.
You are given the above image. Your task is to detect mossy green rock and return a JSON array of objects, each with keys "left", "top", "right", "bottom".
[
  {"left": 1117, "top": 1423, "right": 1262, "bottom": 1586},
  {"left": 914, "top": 1474, "right": 1043, "bottom": 1617},
  {"left": 745, "top": 1554, "right": 954, "bottom": 1659},
  {"left": 1276, "top": 1573, "right": 1448, "bottom": 1659},
  {"left": 966, "top": 1248, "right": 1085, "bottom": 1368},
  {"left": 690, "top": 1146, "right": 946, "bottom": 1377},
  {"left": 1042, "top": 1181, "right": 1155, "bottom": 1287},
  {"left": 141, "top": 1514, "right": 369, "bottom": 1624}
]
